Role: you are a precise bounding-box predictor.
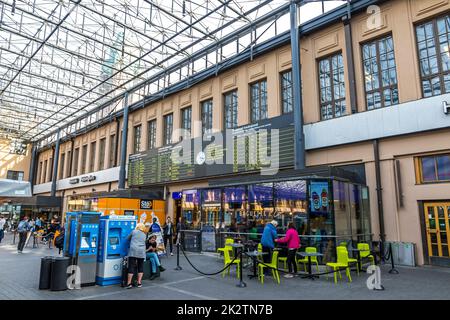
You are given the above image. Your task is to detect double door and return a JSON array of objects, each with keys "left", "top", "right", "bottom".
[{"left": 424, "top": 203, "right": 450, "bottom": 263}]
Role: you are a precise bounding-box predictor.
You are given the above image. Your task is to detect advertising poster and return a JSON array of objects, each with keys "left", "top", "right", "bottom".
[{"left": 310, "top": 181, "right": 330, "bottom": 214}]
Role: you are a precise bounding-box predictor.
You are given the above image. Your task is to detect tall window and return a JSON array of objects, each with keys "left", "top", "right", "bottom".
[
  {"left": 362, "top": 35, "right": 399, "bottom": 110},
  {"left": 89, "top": 141, "right": 96, "bottom": 172},
  {"left": 224, "top": 90, "right": 238, "bottom": 129},
  {"left": 37, "top": 161, "right": 42, "bottom": 184},
  {"left": 59, "top": 153, "right": 65, "bottom": 179},
  {"left": 181, "top": 107, "right": 192, "bottom": 139},
  {"left": 201, "top": 100, "right": 213, "bottom": 135},
  {"left": 66, "top": 150, "right": 71, "bottom": 177},
  {"left": 48, "top": 158, "right": 53, "bottom": 181},
  {"left": 147, "top": 120, "right": 157, "bottom": 149},
  {"left": 319, "top": 53, "right": 346, "bottom": 120},
  {"left": 109, "top": 135, "right": 116, "bottom": 168},
  {"left": 163, "top": 113, "right": 173, "bottom": 145},
  {"left": 416, "top": 15, "right": 450, "bottom": 97},
  {"left": 250, "top": 79, "right": 268, "bottom": 123},
  {"left": 133, "top": 125, "right": 142, "bottom": 153},
  {"left": 73, "top": 148, "right": 79, "bottom": 176},
  {"left": 98, "top": 138, "right": 106, "bottom": 171},
  {"left": 281, "top": 71, "right": 293, "bottom": 114},
  {"left": 43, "top": 160, "right": 48, "bottom": 183},
  {"left": 7, "top": 170, "right": 24, "bottom": 181},
  {"left": 417, "top": 153, "right": 450, "bottom": 183},
  {"left": 81, "top": 145, "right": 88, "bottom": 174}
]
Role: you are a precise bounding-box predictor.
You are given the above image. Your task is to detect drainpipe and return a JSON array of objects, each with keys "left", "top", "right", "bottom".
[
  {"left": 118, "top": 93, "right": 129, "bottom": 189},
  {"left": 373, "top": 139, "right": 386, "bottom": 245},
  {"left": 290, "top": 0, "right": 305, "bottom": 170},
  {"left": 51, "top": 130, "right": 61, "bottom": 197},
  {"left": 28, "top": 144, "right": 37, "bottom": 193}
]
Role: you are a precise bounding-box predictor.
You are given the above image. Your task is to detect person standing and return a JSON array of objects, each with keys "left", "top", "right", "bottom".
[
  {"left": 17, "top": 216, "right": 30, "bottom": 253},
  {"left": 162, "top": 217, "right": 175, "bottom": 256},
  {"left": 35, "top": 217, "right": 42, "bottom": 231},
  {"left": 275, "top": 222, "right": 300, "bottom": 278},
  {"left": 125, "top": 223, "right": 147, "bottom": 289},
  {"left": 261, "top": 220, "right": 278, "bottom": 264},
  {"left": 150, "top": 217, "right": 162, "bottom": 233},
  {"left": 0, "top": 215, "right": 6, "bottom": 244}
]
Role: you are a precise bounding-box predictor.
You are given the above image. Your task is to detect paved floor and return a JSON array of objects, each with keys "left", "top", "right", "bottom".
[{"left": 1, "top": 233, "right": 449, "bottom": 300}]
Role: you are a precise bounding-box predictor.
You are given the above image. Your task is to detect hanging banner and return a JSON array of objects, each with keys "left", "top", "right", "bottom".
[{"left": 310, "top": 181, "right": 330, "bottom": 214}]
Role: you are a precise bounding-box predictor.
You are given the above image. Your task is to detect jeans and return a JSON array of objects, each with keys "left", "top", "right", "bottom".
[
  {"left": 164, "top": 234, "right": 173, "bottom": 253},
  {"left": 18, "top": 232, "right": 27, "bottom": 252},
  {"left": 146, "top": 252, "right": 161, "bottom": 273},
  {"left": 287, "top": 249, "right": 298, "bottom": 274},
  {"left": 0, "top": 229, "right": 4, "bottom": 243}
]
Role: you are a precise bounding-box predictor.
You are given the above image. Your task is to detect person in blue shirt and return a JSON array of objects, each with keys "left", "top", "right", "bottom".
[
  {"left": 260, "top": 220, "right": 278, "bottom": 264},
  {"left": 150, "top": 217, "right": 162, "bottom": 233}
]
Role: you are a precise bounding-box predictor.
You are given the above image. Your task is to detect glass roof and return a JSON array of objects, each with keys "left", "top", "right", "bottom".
[{"left": 0, "top": 0, "right": 347, "bottom": 148}]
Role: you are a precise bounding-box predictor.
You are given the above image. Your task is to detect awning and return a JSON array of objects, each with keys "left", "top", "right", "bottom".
[{"left": 0, "top": 179, "right": 32, "bottom": 197}]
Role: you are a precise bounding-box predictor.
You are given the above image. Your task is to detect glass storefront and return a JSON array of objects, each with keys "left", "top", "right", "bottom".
[{"left": 181, "top": 189, "right": 200, "bottom": 229}]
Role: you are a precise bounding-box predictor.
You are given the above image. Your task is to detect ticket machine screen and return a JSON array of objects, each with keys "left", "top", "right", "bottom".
[{"left": 109, "top": 237, "right": 119, "bottom": 246}]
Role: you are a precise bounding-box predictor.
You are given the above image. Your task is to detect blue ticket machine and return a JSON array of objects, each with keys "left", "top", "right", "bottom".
[
  {"left": 96, "top": 215, "right": 137, "bottom": 286},
  {"left": 63, "top": 211, "right": 101, "bottom": 286}
]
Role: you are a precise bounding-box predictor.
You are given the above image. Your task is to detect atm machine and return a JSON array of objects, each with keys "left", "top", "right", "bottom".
[
  {"left": 63, "top": 211, "right": 101, "bottom": 286},
  {"left": 96, "top": 215, "right": 137, "bottom": 286}
]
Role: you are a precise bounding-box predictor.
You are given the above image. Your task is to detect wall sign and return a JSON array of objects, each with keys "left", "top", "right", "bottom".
[
  {"left": 140, "top": 199, "right": 153, "bottom": 210},
  {"left": 69, "top": 178, "right": 80, "bottom": 185}
]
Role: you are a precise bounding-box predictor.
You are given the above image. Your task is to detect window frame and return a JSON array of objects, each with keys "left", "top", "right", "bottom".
[
  {"left": 98, "top": 138, "right": 106, "bottom": 171},
  {"left": 89, "top": 141, "right": 97, "bottom": 173},
  {"left": 7, "top": 170, "right": 24, "bottom": 181},
  {"left": 133, "top": 124, "right": 142, "bottom": 154},
  {"left": 147, "top": 119, "right": 157, "bottom": 150},
  {"left": 73, "top": 148, "right": 79, "bottom": 176},
  {"left": 180, "top": 106, "right": 192, "bottom": 140},
  {"left": 109, "top": 135, "right": 116, "bottom": 169},
  {"left": 361, "top": 33, "right": 399, "bottom": 110},
  {"left": 223, "top": 90, "right": 238, "bottom": 129},
  {"left": 249, "top": 78, "right": 268, "bottom": 123},
  {"left": 415, "top": 153, "right": 450, "bottom": 184},
  {"left": 317, "top": 52, "right": 346, "bottom": 120},
  {"left": 163, "top": 113, "right": 174, "bottom": 146},
  {"left": 414, "top": 14, "right": 450, "bottom": 98},
  {"left": 81, "top": 144, "right": 88, "bottom": 174},
  {"left": 200, "top": 99, "right": 213, "bottom": 135},
  {"left": 280, "top": 70, "right": 294, "bottom": 114},
  {"left": 59, "top": 153, "right": 65, "bottom": 180}
]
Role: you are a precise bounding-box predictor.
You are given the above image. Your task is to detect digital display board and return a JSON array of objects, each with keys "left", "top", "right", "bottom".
[{"left": 128, "top": 114, "right": 295, "bottom": 187}]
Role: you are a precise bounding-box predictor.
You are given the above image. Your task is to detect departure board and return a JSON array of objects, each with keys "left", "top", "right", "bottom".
[{"left": 128, "top": 114, "right": 295, "bottom": 187}]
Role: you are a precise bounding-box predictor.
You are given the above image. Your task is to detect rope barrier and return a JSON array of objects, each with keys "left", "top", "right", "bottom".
[{"left": 179, "top": 244, "right": 241, "bottom": 276}]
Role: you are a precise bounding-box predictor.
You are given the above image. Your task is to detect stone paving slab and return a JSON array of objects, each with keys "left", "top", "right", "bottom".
[{"left": 1, "top": 233, "right": 449, "bottom": 300}]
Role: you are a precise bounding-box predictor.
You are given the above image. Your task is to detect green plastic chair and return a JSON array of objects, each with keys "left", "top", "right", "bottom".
[
  {"left": 326, "top": 247, "right": 352, "bottom": 284},
  {"left": 297, "top": 247, "right": 320, "bottom": 273},
  {"left": 258, "top": 250, "right": 280, "bottom": 285},
  {"left": 357, "top": 243, "right": 375, "bottom": 265},
  {"left": 217, "top": 238, "right": 234, "bottom": 256},
  {"left": 222, "top": 246, "right": 241, "bottom": 279}
]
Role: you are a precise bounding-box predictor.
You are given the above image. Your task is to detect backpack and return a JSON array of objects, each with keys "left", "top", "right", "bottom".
[{"left": 17, "top": 221, "right": 28, "bottom": 233}]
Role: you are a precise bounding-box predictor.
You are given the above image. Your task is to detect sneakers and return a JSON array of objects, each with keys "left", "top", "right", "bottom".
[
  {"left": 149, "top": 274, "right": 157, "bottom": 280},
  {"left": 125, "top": 284, "right": 133, "bottom": 289},
  {"left": 137, "top": 283, "right": 142, "bottom": 288},
  {"left": 284, "top": 274, "right": 294, "bottom": 279},
  {"left": 159, "top": 266, "right": 166, "bottom": 272},
  {"left": 170, "top": 252, "right": 174, "bottom": 256}
]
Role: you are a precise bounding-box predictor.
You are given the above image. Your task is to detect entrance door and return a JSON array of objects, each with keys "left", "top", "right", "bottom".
[{"left": 424, "top": 203, "right": 450, "bottom": 266}]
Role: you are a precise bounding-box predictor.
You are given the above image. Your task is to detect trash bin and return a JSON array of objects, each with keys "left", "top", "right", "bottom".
[
  {"left": 50, "top": 257, "right": 70, "bottom": 291},
  {"left": 39, "top": 256, "right": 55, "bottom": 290}
]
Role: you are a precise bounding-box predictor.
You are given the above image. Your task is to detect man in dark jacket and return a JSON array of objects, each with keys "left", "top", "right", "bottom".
[{"left": 162, "top": 217, "right": 175, "bottom": 256}]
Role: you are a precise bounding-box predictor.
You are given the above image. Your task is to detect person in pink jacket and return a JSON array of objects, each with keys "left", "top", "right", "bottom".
[{"left": 275, "top": 222, "right": 300, "bottom": 278}]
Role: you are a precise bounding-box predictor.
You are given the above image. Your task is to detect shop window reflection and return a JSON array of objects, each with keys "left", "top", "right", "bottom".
[
  {"left": 181, "top": 190, "right": 200, "bottom": 229},
  {"left": 223, "top": 186, "right": 247, "bottom": 232},
  {"left": 274, "top": 180, "right": 307, "bottom": 234},
  {"left": 249, "top": 183, "right": 274, "bottom": 232},
  {"left": 201, "top": 189, "right": 222, "bottom": 229}
]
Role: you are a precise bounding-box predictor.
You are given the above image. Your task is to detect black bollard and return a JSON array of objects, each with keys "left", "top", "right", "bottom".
[
  {"left": 174, "top": 240, "right": 182, "bottom": 271},
  {"left": 236, "top": 247, "right": 247, "bottom": 288},
  {"left": 388, "top": 243, "right": 399, "bottom": 274}
]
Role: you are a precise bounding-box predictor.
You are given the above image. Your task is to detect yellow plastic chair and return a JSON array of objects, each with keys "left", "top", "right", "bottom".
[
  {"left": 217, "top": 238, "right": 234, "bottom": 256},
  {"left": 222, "top": 246, "right": 241, "bottom": 279},
  {"left": 278, "top": 255, "right": 288, "bottom": 270},
  {"left": 258, "top": 250, "right": 280, "bottom": 285},
  {"left": 326, "top": 247, "right": 352, "bottom": 284},
  {"left": 257, "top": 243, "right": 262, "bottom": 252},
  {"left": 357, "top": 243, "right": 375, "bottom": 265},
  {"left": 297, "top": 247, "right": 320, "bottom": 273}
]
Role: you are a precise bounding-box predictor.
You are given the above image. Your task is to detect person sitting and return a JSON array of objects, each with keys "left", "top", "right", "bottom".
[{"left": 145, "top": 234, "right": 165, "bottom": 280}]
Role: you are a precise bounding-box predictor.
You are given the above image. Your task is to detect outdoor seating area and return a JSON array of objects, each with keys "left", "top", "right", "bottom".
[{"left": 215, "top": 236, "right": 377, "bottom": 285}]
